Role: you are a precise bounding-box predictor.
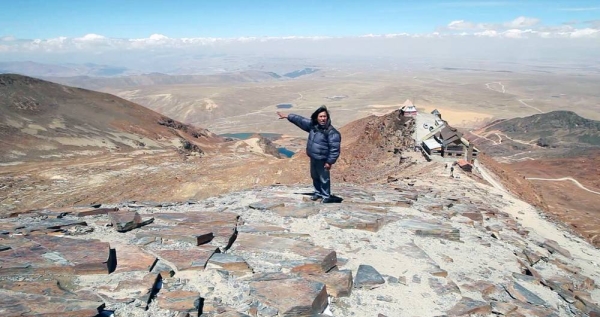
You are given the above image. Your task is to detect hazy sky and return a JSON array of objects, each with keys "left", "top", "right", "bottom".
[{"left": 1, "top": 0, "right": 599, "bottom": 72}]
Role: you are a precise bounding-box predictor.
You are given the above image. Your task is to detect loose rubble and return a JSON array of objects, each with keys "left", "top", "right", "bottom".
[{"left": 1, "top": 169, "right": 600, "bottom": 316}]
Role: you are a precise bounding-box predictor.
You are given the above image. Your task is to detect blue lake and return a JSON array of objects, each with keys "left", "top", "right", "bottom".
[
  {"left": 277, "top": 147, "right": 294, "bottom": 158},
  {"left": 220, "top": 132, "right": 281, "bottom": 140},
  {"left": 220, "top": 132, "right": 295, "bottom": 158}
]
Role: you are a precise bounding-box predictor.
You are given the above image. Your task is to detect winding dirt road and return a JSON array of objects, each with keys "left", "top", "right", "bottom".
[{"left": 526, "top": 177, "right": 600, "bottom": 195}]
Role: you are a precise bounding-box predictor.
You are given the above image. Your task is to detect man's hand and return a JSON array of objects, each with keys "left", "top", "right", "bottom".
[
  {"left": 277, "top": 112, "right": 287, "bottom": 119},
  {"left": 324, "top": 163, "right": 331, "bottom": 170}
]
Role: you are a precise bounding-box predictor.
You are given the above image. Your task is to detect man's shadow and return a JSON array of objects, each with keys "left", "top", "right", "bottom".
[{"left": 295, "top": 192, "right": 344, "bottom": 203}]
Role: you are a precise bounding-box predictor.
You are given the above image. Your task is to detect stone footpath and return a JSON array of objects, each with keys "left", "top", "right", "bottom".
[{"left": 1, "top": 179, "right": 599, "bottom": 316}]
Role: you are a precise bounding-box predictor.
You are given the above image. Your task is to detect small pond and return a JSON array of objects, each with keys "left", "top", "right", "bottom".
[{"left": 220, "top": 132, "right": 295, "bottom": 158}]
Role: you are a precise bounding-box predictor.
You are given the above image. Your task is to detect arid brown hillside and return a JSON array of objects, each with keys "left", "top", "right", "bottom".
[
  {"left": 0, "top": 74, "right": 221, "bottom": 162},
  {"left": 337, "top": 110, "right": 416, "bottom": 183},
  {"left": 477, "top": 154, "right": 548, "bottom": 211},
  {"left": 468, "top": 110, "right": 600, "bottom": 160},
  {"left": 470, "top": 111, "right": 600, "bottom": 248}
]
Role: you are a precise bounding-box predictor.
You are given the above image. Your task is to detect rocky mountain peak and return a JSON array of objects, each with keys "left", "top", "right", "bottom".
[
  {"left": 338, "top": 109, "right": 416, "bottom": 183},
  {"left": 2, "top": 163, "right": 598, "bottom": 316}
]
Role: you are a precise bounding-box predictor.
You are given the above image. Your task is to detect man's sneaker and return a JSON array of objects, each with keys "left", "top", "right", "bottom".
[
  {"left": 310, "top": 194, "right": 321, "bottom": 201},
  {"left": 321, "top": 197, "right": 334, "bottom": 203}
]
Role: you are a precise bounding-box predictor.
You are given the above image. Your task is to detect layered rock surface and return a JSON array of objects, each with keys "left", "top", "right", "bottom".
[{"left": 1, "top": 165, "right": 599, "bottom": 316}]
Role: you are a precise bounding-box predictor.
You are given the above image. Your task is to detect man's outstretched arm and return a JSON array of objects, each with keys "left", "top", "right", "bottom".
[{"left": 278, "top": 112, "right": 311, "bottom": 132}]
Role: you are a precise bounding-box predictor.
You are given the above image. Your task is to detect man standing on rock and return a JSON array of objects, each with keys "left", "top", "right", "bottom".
[{"left": 277, "top": 106, "right": 341, "bottom": 203}]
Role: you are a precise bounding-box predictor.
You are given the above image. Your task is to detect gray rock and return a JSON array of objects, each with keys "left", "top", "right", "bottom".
[{"left": 354, "top": 264, "right": 385, "bottom": 288}]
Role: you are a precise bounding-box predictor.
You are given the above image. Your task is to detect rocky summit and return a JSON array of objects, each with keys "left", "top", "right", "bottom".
[{"left": 1, "top": 163, "right": 599, "bottom": 317}]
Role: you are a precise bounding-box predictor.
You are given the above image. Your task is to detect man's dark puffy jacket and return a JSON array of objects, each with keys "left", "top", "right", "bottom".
[{"left": 287, "top": 106, "right": 341, "bottom": 164}]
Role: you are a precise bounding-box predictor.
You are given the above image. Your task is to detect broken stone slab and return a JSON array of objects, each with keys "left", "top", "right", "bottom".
[
  {"left": 504, "top": 282, "right": 546, "bottom": 306},
  {"left": 397, "top": 219, "right": 460, "bottom": 241},
  {"left": 156, "top": 290, "right": 202, "bottom": 315},
  {"left": 108, "top": 211, "right": 153, "bottom": 232},
  {"left": 248, "top": 200, "right": 286, "bottom": 211},
  {"left": 12, "top": 218, "right": 88, "bottom": 234},
  {"left": 490, "top": 301, "right": 518, "bottom": 315},
  {"left": 428, "top": 277, "right": 461, "bottom": 296},
  {"left": 232, "top": 233, "right": 337, "bottom": 273},
  {"left": 513, "top": 302, "right": 560, "bottom": 317},
  {"left": 459, "top": 281, "right": 501, "bottom": 301},
  {"left": 100, "top": 272, "right": 161, "bottom": 304},
  {"left": 548, "top": 257, "right": 581, "bottom": 275},
  {"left": 0, "top": 288, "right": 105, "bottom": 316},
  {"left": 541, "top": 239, "right": 572, "bottom": 259},
  {"left": 512, "top": 273, "right": 541, "bottom": 285},
  {"left": 206, "top": 253, "right": 252, "bottom": 275},
  {"left": 299, "top": 269, "right": 353, "bottom": 297},
  {"left": 214, "top": 312, "right": 251, "bottom": 317},
  {"left": 150, "top": 212, "right": 240, "bottom": 248},
  {"left": 572, "top": 273, "right": 595, "bottom": 291},
  {"left": 150, "top": 245, "right": 219, "bottom": 271},
  {"left": 574, "top": 292, "right": 600, "bottom": 316},
  {"left": 0, "top": 235, "right": 115, "bottom": 275},
  {"left": 543, "top": 278, "right": 576, "bottom": 304},
  {"left": 152, "top": 211, "right": 240, "bottom": 227},
  {"left": 113, "top": 244, "right": 158, "bottom": 273},
  {"left": 354, "top": 264, "right": 385, "bottom": 288},
  {"left": 0, "top": 278, "right": 93, "bottom": 300},
  {"left": 136, "top": 225, "right": 215, "bottom": 246},
  {"left": 322, "top": 207, "right": 391, "bottom": 232},
  {"left": 446, "top": 297, "right": 491, "bottom": 316},
  {"left": 522, "top": 248, "right": 545, "bottom": 266},
  {"left": 249, "top": 275, "right": 328, "bottom": 317},
  {"left": 74, "top": 207, "right": 119, "bottom": 217},
  {"left": 460, "top": 212, "right": 483, "bottom": 222}
]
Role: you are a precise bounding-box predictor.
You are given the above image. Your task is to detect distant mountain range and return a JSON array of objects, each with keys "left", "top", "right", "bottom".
[
  {"left": 0, "top": 61, "right": 131, "bottom": 77},
  {"left": 0, "top": 61, "right": 320, "bottom": 85},
  {"left": 489, "top": 111, "right": 600, "bottom": 148}
]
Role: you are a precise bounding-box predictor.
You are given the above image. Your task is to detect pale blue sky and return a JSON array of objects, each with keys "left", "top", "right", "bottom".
[{"left": 1, "top": 0, "right": 599, "bottom": 38}]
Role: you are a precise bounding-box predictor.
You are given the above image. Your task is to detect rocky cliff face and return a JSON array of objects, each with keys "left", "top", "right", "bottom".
[{"left": 2, "top": 163, "right": 599, "bottom": 317}]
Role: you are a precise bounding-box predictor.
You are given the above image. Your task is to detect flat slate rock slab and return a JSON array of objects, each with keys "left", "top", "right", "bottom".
[
  {"left": 249, "top": 274, "right": 328, "bottom": 317},
  {"left": 446, "top": 297, "right": 491, "bottom": 316},
  {"left": 150, "top": 245, "right": 219, "bottom": 271},
  {"left": 151, "top": 211, "right": 240, "bottom": 226},
  {"left": 0, "top": 235, "right": 113, "bottom": 275},
  {"left": 397, "top": 218, "right": 460, "bottom": 241},
  {"left": 206, "top": 253, "right": 252, "bottom": 275},
  {"left": 8, "top": 218, "right": 88, "bottom": 234},
  {"left": 137, "top": 225, "right": 216, "bottom": 246},
  {"left": 322, "top": 207, "right": 393, "bottom": 232},
  {"left": 0, "top": 289, "right": 104, "bottom": 317},
  {"left": 156, "top": 289, "right": 202, "bottom": 314},
  {"left": 504, "top": 282, "right": 546, "bottom": 306},
  {"left": 231, "top": 233, "right": 337, "bottom": 273},
  {"left": 354, "top": 264, "right": 385, "bottom": 288},
  {"left": 300, "top": 270, "right": 353, "bottom": 297},
  {"left": 113, "top": 244, "right": 158, "bottom": 273}
]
